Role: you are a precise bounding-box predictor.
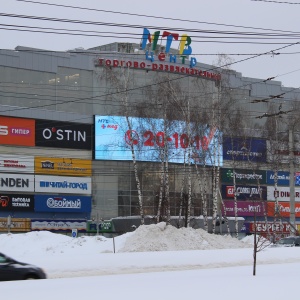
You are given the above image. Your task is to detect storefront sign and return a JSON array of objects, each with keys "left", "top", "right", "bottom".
[
  {"left": 141, "top": 28, "right": 193, "bottom": 55},
  {"left": 221, "top": 168, "right": 266, "bottom": 185},
  {"left": 0, "top": 173, "right": 34, "bottom": 192},
  {"left": 222, "top": 200, "right": 266, "bottom": 217},
  {"left": 266, "top": 171, "right": 293, "bottom": 186},
  {"left": 0, "top": 116, "right": 35, "bottom": 146},
  {"left": 86, "top": 221, "right": 113, "bottom": 233},
  {"left": 34, "top": 195, "right": 91, "bottom": 212},
  {"left": 94, "top": 115, "right": 221, "bottom": 165},
  {"left": 94, "top": 58, "right": 221, "bottom": 81},
  {"left": 222, "top": 184, "right": 267, "bottom": 200},
  {"left": 35, "top": 157, "right": 92, "bottom": 176},
  {"left": 0, "top": 217, "right": 31, "bottom": 232},
  {"left": 35, "top": 120, "right": 92, "bottom": 150},
  {"left": 0, "top": 193, "right": 34, "bottom": 211},
  {"left": 267, "top": 140, "right": 300, "bottom": 165},
  {"left": 223, "top": 137, "right": 266, "bottom": 162},
  {"left": 35, "top": 175, "right": 91, "bottom": 194},
  {"left": 0, "top": 154, "right": 34, "bottom": 174},
  {"left": 267, "top": 201, "right": 300, "bottom": 217},
  {"left": 267, "top": 186, "right": 300, "bottom": 201},
  {"left": 248, "top": 222, "right": 291, "bottom": 234},
  {"left": 31, "top": 219, "right": 87, "bottom": 231}
]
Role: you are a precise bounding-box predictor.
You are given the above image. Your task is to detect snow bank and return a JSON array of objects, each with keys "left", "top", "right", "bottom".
[{"left": 119, "top": 222, "right": 252, "bottom": 252}]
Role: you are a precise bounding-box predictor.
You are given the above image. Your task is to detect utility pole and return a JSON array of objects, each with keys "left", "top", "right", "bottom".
[{"left": 289, "top": 128, "right": 295, "bottom": 234}]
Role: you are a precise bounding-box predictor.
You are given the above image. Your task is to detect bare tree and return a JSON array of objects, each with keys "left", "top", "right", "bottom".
[{"left": 101, "top": 65, "right": 144, "bottom": 224}]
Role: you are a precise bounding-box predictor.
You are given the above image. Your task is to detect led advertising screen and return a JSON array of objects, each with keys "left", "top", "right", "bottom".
[{"left": 94, "top": 115, "right": 222, "bottom": 165}]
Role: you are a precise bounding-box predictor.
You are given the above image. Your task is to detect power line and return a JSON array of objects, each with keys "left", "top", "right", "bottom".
[
  {"left": 1, "top": 12, "right": 300, "bottom": 38},
  {"left": 251, "top": 0, "right": 300, "bottom": 4},
  {"left": 16, "top": 0, "right": 300, "bottom": 35}
]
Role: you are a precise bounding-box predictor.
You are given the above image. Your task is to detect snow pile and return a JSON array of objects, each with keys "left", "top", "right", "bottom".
[
  {"left": 119, "top": 222, "right": 252, "bottom": 252},
  {"left": 0, "top": 223, "right": 252, "bottom": 258}
]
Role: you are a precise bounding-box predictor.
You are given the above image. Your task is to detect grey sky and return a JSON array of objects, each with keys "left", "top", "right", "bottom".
[{"left": 1, "top": 0, "right": 300, "bottom": 88}]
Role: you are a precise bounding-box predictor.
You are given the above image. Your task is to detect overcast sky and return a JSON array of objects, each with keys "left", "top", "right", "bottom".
[{"left": 2, "top": 0, "right": 300, "bottom": 88}]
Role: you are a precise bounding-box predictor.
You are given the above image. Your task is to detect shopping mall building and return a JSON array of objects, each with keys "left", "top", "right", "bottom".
[{"left": 0, "top": 40, "right": 299, "bottom": 234}]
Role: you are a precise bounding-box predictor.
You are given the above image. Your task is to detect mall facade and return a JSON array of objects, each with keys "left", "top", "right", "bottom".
[{"left": 0, "top": 41, "right": 299, "bottom": 234}]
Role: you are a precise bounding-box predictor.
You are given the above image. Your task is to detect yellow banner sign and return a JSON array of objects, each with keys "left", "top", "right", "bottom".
[
  {"left": 35, "top": 157, "right": 92, "bottom": 176},
  {"left": 0, "top": 218, "right": 31, "bottom": 232}
]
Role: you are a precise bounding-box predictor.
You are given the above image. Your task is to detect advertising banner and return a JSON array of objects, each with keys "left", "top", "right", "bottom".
[
  {"left": 31, "top": 219, "right": 87, "bottom": 231},
  {"left": 0, "top": 193, "right": 34, "bottom": 211},
  {"left": 35, "top": 175, "right": 91, "bottom": 194},
  {"left": 267, "top": 186, "right": 300, "bottom": 201},
  {"left": 221, "top": 168, "right": 266, "bottom": 185},
  {"left": 0, "top": 173, "right": 34, "bottom": 192},
  {"left": 222, "top": 200, "right": 266, "bottom": 217},
  {"left": 0, "top": 116, "right": 35, "bottom": 147},
  {"left": 222, "top": 184, "right": 267, "bottom": 200},
  {"left": 0, "top": 218, "right": 31, "bottom": 232},
  {"left": 86, "top": 221, "right": 114, "bottom": 233},
  {"left": 94, "top": 115, "right": 222, "bottom": 165},
  {"left": 267, "top": 140, "right": 300, "bottom": 165},
  {"left": 248, "top": 222, "right": 292, "bottom": 234},
  {"left": 223, "top": 137, "right": 266, "bottom": 162},
  {"left": 35, "top": 157, "right": 92, "bottom": 177},
  {"left": 267, "top": 201, "right": 300, "bottom": 218},
  {"left": 266, "top": 171, "right": 294, "bottom": 186},
  {"left": 35, "top": 120, "right": 92, "bottom": 150},
  {"left": 34, "top": 195, "right": 91, "bottom": 212},
  {"left": 0, "top": 154, "right": 34, "bottom": 174}
]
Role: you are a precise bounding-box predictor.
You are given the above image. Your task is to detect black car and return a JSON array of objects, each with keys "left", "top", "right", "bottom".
[
  {"left": 0, "top": 252, "right": 47, "bottom": 281},
  {"left": 274, "top": 236, "right": 300, "bottom": 247}
]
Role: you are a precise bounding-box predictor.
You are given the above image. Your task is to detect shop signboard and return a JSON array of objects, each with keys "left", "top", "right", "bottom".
[
  {"left": 267, "top": 140, "right": 300, "bottom": 165},
  {"left": 31, "top": 219, "right": 87, "bottom": 231},
  {"left": 0, "top": 116, "right": 35, "bottom": 146},
  {"left": 0, "top": 173, "right": 34, "bottom": 192},
  {"left": 267, "top": 186, "right": 300, "bottom": 201},
  {"left": 0, "top": 193, "right": 34, "bottom": 211},
  {"left": 0, "top": 217, "right": 31, "bottom": 232},
  {"left": 267, "top": 201, "right": 300, "bottom": 218},
  {"left": 94, "top": 115, "right": 222, "bottom": 165},
  {"left": 221, "top": 168, "right": 266, "bottom": 185},
  {"left": 248, "top": 222, "right": 291, "bottom": 234},
  {"left": 34, "top": 195, "right": 91, "bottom": 213},
  {"left": 35, "top": 175, "right": 91, "bottom": 194},
  {"left": 0, "top": 154, "right": 34, "bottom": 174},
  {"left": 223, "top": 137, "right": 266, "bottom": 162},
  {"left": 35, "top": 120, "right": 92, "bottom": 150},
  {"left": 86, "top": 220, "right": 114, "bottom": 233},
  {"left": 266, "top": 171, "right": 293, "bottom": 186},
  {"left": 222, "top": 200, "right": 266, "bottom": 217},
  {"left": 222, "top": 184, "right": 267, "bottom": 200},
  {"left": 35, "top": 156, "right": 92, "bottom": 177}
]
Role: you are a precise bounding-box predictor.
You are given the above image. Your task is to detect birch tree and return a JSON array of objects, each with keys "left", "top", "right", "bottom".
[{"left": 101, "top": 65, "right": 144, "bottom": 224}]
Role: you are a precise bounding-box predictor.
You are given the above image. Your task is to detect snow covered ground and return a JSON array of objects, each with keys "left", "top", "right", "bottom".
[{"left": 0, "top": 222, "right": 299, "bottom": 300}]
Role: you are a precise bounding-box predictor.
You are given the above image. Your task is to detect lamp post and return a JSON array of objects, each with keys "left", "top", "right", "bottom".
[
  {"left": 255, "top": 108, "right": 295, "bottom": 237},
  {"left": 289, "top": 128, "right": 296, "bottom": 234}
]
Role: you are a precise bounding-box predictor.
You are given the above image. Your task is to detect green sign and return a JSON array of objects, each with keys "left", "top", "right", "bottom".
[
  {"left": 86, "top": 221, "right": 114, "bottom": 233},
  {"left": 221, "top": 168, "right": 266, "bottom": 184}
]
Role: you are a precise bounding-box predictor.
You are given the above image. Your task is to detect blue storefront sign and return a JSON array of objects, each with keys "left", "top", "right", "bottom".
[
  {"left": 266, "top": 171, "right": 290, "bottom": 186},
  {"left": 34, "top": 195, "right": 92, "bottom": 213},
  {"left": 223, "top": 137, "right": 266, "bottom": 162}
]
